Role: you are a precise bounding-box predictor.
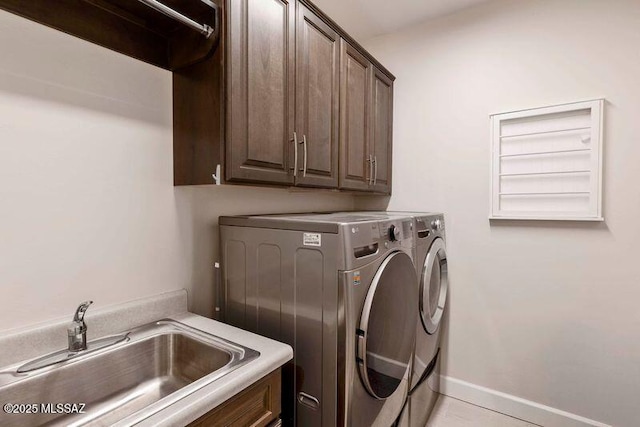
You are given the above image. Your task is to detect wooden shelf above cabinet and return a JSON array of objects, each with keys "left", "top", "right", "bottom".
[{"left": 0, "top": 0, "right": 221, "bottom": 70}]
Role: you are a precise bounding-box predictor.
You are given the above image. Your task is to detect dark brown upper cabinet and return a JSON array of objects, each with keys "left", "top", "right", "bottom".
[
  {"left": 294, "top": 4, "right": 340, "bottom": 188},
  {"left": 339, "top": 41, "right": 372, "bottom": 192},
  {"left": 339, "top": 42, "right": 394, "bottom": 194},
  {"left": 371, "top": 67, "right": 394, "bottom": 194},
  {"left": 174, "top": 0, "right": 395, "bottom": 190},
  {"left": 225, "top": 0, "right": 296, "bottom": 185},
  {"left": 223, "top": 0, "right": 341, "bottom": 188}
]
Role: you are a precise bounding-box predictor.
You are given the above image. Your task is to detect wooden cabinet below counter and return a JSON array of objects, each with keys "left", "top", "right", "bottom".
[{"left": 188, "top": 368, "right": 282, "bottom": 427}]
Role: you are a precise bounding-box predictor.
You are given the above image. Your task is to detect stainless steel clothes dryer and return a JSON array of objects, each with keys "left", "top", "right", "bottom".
[
  {"left": 405, "top": 213, "right": 447, "bottom": 427},
  {"left": 219, "top": 213, "right": 419, "bottom": 427}
]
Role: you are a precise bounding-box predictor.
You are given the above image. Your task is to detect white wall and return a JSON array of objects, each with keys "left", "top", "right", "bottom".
[
  {"left": 357, "top": 1, "right": 640, "bottom": 426},
  {"left": 0, "top": 10, "right": 354, "bottom": 333}
]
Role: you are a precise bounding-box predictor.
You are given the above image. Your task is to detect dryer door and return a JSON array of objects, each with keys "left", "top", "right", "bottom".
[
  {"left": 420, "top": 238, "right": 448, "bottom": 334},
  {"left": 357, "top": 251, "right": 418, "bottom": 400}
]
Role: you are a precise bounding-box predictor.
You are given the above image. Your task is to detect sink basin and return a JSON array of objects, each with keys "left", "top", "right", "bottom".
[{"left": 0, "top": 320, "right": 259, "bottom": 427}]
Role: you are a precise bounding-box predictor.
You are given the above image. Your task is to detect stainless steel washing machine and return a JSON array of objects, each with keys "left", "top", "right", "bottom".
[{"left": 219, "top": 212, "right": 419, "bottom": 427}]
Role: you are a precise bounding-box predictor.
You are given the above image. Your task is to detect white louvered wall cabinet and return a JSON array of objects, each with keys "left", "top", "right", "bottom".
[{"left": 490, "top": 99, "right": 604, "bottom": 221}]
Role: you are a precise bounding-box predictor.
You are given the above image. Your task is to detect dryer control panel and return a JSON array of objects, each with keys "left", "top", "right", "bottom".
[{"left": 415, "top": 214, "right": 445, "bottom": 241}]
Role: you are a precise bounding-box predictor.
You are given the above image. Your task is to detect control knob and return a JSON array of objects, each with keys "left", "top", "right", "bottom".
[
  {"left": 431, "top": 219, "right": 442, "bottom": 231},
  {"left": 388, "top": 224, "right": 400, "bottom": 241}
]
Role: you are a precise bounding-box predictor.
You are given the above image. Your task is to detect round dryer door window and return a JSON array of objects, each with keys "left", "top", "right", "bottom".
[
  {"left": 358, "top": 251, "right": 418, "bottom": 400},
  {"left": 420, "top": 238, "right": 448, "bottom": 334}
]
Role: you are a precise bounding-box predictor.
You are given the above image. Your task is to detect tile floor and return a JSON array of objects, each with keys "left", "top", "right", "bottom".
[{"left": 427, "top": 396, "right": 540, "bottom": 427}]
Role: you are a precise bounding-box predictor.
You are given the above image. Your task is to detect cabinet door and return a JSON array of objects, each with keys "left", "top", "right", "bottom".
[
  {"left": 339, "top": 40, "right": 372, "bottom": 191},
  {"left": 188, "top": 368, "right": 281, "bottom": 427},
  {"left": 371, "top": 66, "right": 393, "bottom": 194},
  {"left": 226, "top": 0, "right": 296, "bottom": 184},
  {"left": 295, "top": 4, "right": 340, "bottom": 188}
]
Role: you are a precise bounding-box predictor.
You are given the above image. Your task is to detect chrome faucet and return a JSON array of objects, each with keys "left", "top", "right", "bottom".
[
  {"left": 17, "top": 300, "right": 130, "bottom": 373},
  {"left": 68, "top": 301, "right": 93, "bottom": 352}
]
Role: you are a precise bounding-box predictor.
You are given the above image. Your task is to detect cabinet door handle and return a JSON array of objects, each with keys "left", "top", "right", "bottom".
[
  {"left": 298, "top": 392, "right": 320, "bottom": 410},
  {"left": 302, "top": 134, "right": 308, "bottom": 178},
  {"left": 367, "top": 154, "right": 373, "bottom": 185},
  {"left": 291, "top": 132, "right": 298, "bottom": 177},
  {"left": 373, "top": 156, "right": 378, "bottom": 186}
]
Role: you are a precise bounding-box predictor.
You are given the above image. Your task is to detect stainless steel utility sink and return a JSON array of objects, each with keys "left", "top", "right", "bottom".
[{"left": 0, "top": 320, "right": 260, "bottom": 427}]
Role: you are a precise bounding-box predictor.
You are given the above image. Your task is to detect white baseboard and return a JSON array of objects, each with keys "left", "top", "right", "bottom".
[{"left": 438, "top": 375, "right": 611, "bottom": 427}]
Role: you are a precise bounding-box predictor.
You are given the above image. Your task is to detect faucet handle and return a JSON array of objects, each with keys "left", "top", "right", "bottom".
[
  {"left": 73, "top": 301, "right": 93, "bottom": 323},
  {"left": 68, "top": 301, "right": 93, "bottom": 352}
]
